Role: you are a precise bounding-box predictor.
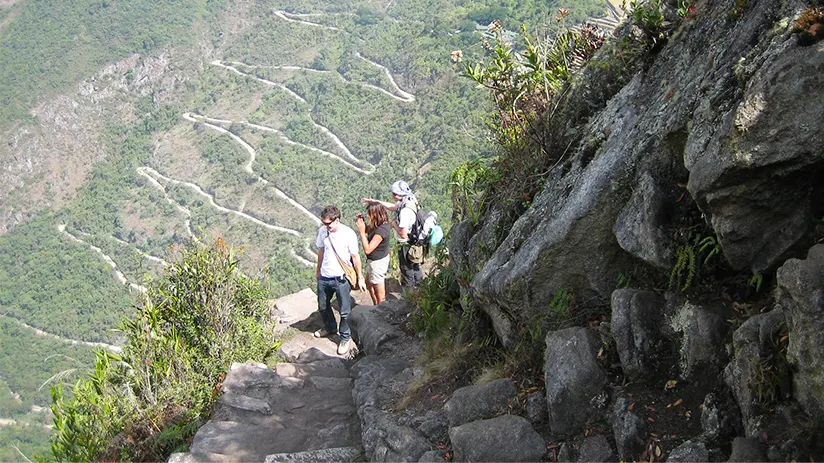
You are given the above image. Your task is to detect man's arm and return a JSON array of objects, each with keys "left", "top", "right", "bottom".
[
  {"left": 362, "top": 197, "right": 398, "bottom": 210},
  {"left": 391, "top": 220, "right": 408, "bottom": 240},
  {"left": 351, "top": 252, "right": 366, "bottom": 291},
  {"left": 316, "top": 247, "right": 324, "bottom": 280}
]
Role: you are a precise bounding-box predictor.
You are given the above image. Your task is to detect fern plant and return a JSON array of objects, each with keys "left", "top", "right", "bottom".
[{"left": 669, "top": 233, "right": 724, "bottom": 292}]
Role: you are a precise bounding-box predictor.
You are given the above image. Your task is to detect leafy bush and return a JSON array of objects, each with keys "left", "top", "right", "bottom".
[{"left": 49, "top": 238, "right": 278, "bottom": 461}]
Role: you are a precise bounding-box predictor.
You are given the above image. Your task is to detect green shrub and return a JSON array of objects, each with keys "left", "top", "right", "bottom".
[{"left": 49, "top": 238, "right": 278, "bottom": 461}]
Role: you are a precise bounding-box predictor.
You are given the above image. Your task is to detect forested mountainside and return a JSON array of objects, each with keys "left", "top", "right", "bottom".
[{"left": 0, "top": 0, "right": 611, "bottom": 459}]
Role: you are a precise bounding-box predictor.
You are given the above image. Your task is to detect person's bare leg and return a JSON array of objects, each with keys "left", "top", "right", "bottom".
[
  {"left": 366, "top": 280, "right": 378, "bottom": 305},
  {"left": 375, "top": 281, "right": 386, "bottom": 304}
]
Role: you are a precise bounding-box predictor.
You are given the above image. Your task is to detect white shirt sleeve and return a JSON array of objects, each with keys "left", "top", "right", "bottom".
[
  {"left": 315, "top": 227, "right": 326, "bottom": 249},
  {"left": 398, "top": 207, "right": 416, "bottom": 231}
]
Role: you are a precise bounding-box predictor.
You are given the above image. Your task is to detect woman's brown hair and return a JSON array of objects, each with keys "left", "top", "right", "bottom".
[{"left": 366, "top": 203, "right": 389, "bottom": 233}]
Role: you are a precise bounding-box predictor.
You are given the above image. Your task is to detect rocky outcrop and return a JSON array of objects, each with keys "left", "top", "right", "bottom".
[
  {"left": 775, "top": 244, "right": 824, "bottom": 417},
  {"left": 449, "top": 415, "right": 546, "bottom": 462},
  {"left": 452, "top": 0, "right": 824, "bottom": 348},
  {"left": 723, "top": 309, "right": 786, "bottom": 435}
]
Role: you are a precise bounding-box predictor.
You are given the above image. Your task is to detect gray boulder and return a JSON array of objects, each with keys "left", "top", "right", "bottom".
[
  {"left": 686, "top": 37, "right": 824, "bottom": 274},
  {"left": 418, "top": 450, "right": 448, "bottom": 462},
  {"left": 578, "top": 435, "right": 616, "bottom": 462},
  {"left": 442, "top": 378, "right": 516, "bottom": 427},
  {"left": 611, "top": 289, "right": 668, "bottom": 379},
  {"left": 614, "top": 171, "right": 674, "bottom": 268},
  {"left": 669, "top": 301, "right": 729, "bottom": 379},
  {"left": 545, "top": 327, "right": 607, "bottom": 436},
  {"left": 526, "top": 390, "right": 547, "bottom": 424},
  {"left": 361, "top": 407, "right": 430, "bottom": 462},
  {"left": 610, "top": 395, "right": 646, "bottom": 461},
  {"left": 700, "top": 392, "right": 742, "bottom": 445},
  {"left": 776, "top": 244, "right": 824, "bottom": 417},
  {"left": 264, "top": 446, "right": 363, "bottom": 462},
  {"left": 348, "top": 303, "right": 402, "bottom": 356},
  {"left": 449, "top": 414, "right": 546, "bottom": 462},
  {"left": 727, "top": 437, "right": 767, "bottom": 462},
  {"left": 667, "top": 439, "right": 710, "bottom": 462},
  {"left": 723, "top": 309, "right": 786, "bottom": 435}
]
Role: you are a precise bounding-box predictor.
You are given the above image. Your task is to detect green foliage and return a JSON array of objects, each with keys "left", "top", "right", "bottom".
[
  {"left": 0, "top": 0, "right": 212, "bottom": 130},
  {"left": 728, "top": 0, "right": 750, "bottom": 21},
  {"left": 410, "top": 245, "right": 462, "bottom": 340},
  {"left": 628, "top": 0, "right": 665, "bottom": 46},
  {"left": 460, "top": 13, "right": 606, "bottom": 222},
  {"left": 0, "top": 424, "right": 52, "bottom": 462},
  {"left": 751, "top": 323, "right": 791, "bottom": 406},
  {"left": 670, "top": 233, "right": 724, "bottom": 292},
  {"left": 463, "top": 17, "right": 604, "bottom": 146},
  {"left": 748, "top": 273, "right": 764, "bottom": 293},
  {"left": 0, "top": 217, "right": 133, "bottom": 343},
  {"left": 676, "top": 0, "right": 696, "bottom": 19},
  {"left": 49, "top": 239, "right": 278, "bottom": 461},
  {"left": 449, "top": 158, "right": 501, "bottom": 223}
]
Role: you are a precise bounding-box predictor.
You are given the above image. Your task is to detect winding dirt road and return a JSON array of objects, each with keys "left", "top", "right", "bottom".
[
  {"left": 273, "top": 10, "right": 341, "bottom": 31},
  {"left": 182, "top": 113, "right": 326, "bottom": 223},
  {"left": 58, "top": 224, "right": 147, "bottom": 293},
  {"left": 187, "top": 112, "right": 374, "bottom": 175},
  {"left": 3, "top": 313, "right": 123, "bottom": 354}
]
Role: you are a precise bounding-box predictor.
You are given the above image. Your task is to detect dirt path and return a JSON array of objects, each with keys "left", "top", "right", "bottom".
[
  {"left": 136, "top": 167, "right": 202, "bottom": 244},
  {"left": 211, "top": 60, "right": 308, "bottom": 104},
  {"left": 273, "top": 10, "right": 341, "bottom": 31},
  {"left": 138, "top": 166, "right": 308, "bottom": 235},
  {"left": 58, "top": 224, "right": 147, "bottom": 293},
  {"left": 188, "top": 113, "right": 374, "bottom": 175},
  {"left": 2, "top": 313, "right": 123, "bottom": 353},
  {"left": 355, "top": 52, "right": 416, "bottom": 103},
  {"left": 182, "top": 113, "right": 325, "bottom": 224},
  {"left": 110, "top": 235, "right": 168, "bottom": 267},
  {"left": 228, "top": 60, "right": 416, "bottom": 104}
]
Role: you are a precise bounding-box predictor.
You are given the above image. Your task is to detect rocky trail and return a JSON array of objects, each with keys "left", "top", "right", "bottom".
[
  {"left": 171, "top": 279, "right": 559, "bottom": 463},
  {"left": 171, "top": 289, "right": 368, "bottom": 463}
]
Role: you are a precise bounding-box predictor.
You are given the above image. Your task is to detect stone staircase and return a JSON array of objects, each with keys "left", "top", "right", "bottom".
[{"left": 170, "top": 288, "right": 372, "bottom": 463}]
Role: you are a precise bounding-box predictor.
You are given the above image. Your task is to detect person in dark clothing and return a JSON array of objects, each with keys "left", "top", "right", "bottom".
[
  {"left": 362, "top": 180, "right": 424, "bottom": 287},
  {"left": 355, "top": 203, "right": 391, "bottom": 305}
]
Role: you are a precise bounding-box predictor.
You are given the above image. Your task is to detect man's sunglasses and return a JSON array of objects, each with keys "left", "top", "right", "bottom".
[{"left": 322, "top": 219, "right": 337, "bottom": 226}]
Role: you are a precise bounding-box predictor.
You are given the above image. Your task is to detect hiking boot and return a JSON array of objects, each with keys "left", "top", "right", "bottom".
[
  {"left": 337, "top": 338, "right": 351, "bottom": 355},
  {"left": 313, "top": 328, "right": 333, "bottom": 338}
]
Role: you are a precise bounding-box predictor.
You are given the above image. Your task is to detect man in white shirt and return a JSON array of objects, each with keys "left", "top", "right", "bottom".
[
  {"left": 362, "top": 180, "right": 424, "bottom": 287},
  {"left": 315, "top": 205, "right": 365, "bottom": 355}
]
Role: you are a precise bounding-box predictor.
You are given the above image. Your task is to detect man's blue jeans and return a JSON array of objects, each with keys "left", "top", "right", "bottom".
[{"left": 317, "top": 276, "right": 352, "bottom": 341}]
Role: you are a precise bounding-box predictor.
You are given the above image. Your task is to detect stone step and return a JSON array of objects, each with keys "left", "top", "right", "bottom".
[
  {"left": 274, "top": 358, "right": 349, "bottom": 379},
  {"left": 264, "top": 446, "right": 364, "bottom": 462}
]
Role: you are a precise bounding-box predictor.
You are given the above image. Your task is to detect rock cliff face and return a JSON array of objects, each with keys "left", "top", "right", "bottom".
[
  {"left": 451, "top": 0, "right": 824, "bottom": 459},
  {"left": 453, "top": 0, "right": 824, "bottom": 348}
]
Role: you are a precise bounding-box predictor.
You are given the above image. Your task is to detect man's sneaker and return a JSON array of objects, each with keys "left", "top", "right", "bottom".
[
  {"left": 313, "top": 328, "right": 333, "bottom": 338},
  {"left": 337, "top": 338, "right": 351, "bottom": 355}
]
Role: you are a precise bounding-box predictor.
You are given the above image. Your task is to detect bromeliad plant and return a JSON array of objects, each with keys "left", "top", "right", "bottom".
[{"left": 463, "top": 13, "right": 605, "bottom": 147}]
